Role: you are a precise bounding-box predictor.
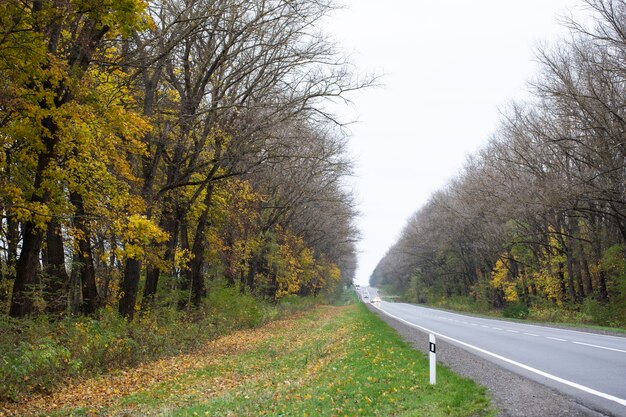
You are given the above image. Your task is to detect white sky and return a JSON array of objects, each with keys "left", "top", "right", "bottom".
[{"left": 326, "top": 0, "right": 585, "bottom": 285}]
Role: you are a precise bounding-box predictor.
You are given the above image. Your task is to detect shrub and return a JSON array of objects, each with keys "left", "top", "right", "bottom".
[
  {"left": 205, "top": 283, "right": 269, "bottom": 331},
  {"left": 502, "top": 302, "right": 529, "bottom": 319},
  {"left": 581, "top": 298, "right": 625, "bottom": 327},
  {"left": 0, "top": 338, "right": 80, "bottom": 401}
]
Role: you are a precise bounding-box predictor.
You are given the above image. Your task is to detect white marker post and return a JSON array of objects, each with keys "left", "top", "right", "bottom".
[{"left": 429, "top": 334, "right": 436, "bottom": 385}]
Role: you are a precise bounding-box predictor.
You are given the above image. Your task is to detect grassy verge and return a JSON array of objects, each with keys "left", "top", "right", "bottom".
[
  {"left": 0, "top": 283, "right": 318, "bottom": 402},
  {"left": 2, "top": 303, "right": 495, "bottom": 417}
]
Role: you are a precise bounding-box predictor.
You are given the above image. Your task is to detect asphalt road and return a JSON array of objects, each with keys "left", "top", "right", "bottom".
[{"left": 359, "top": 287, "right": 626, "bottom": 417}]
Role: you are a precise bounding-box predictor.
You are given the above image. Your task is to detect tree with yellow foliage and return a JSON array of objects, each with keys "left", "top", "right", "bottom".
[
  {"left": 1, "top": 0, "right": 152, "bottom": 317},
  {"left": 0, "top": 0, "right": 361, "bottom": 321}
]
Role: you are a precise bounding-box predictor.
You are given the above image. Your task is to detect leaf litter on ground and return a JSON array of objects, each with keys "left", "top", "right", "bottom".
[{"left": 0, "top": 304, "right": 494, "bottom": 417}]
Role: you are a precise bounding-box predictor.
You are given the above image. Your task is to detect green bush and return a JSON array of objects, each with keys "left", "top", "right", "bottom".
[
  {"left": 206, "top": 283, "right": 267, "bottom": 331},
  {"left": 581, "top": 298, "right": 625, "bottom": 327},
  {"left": 0, "top": 338, "right": 80, "bottom": 401},
  {"left": 502, "top": 302, "right": 529, "bottom": 319}
]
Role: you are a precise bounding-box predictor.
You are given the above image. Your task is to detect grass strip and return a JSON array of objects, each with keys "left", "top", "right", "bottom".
[{"left": 15, "top": 303, "right": 495, "bottom": 417}]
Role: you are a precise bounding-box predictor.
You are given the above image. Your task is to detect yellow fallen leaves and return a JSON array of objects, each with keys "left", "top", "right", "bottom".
[
  {"left": 0, "top": 306, "right": 344, "bottom": 417},
  {"left": 0, "top": 312, "right": 302, "bottom": 416}
]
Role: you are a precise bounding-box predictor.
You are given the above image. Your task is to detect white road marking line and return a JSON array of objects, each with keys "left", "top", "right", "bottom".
[
  {"left": 470, "top": 323, "right": 479, "bottom": 326},
  {"left": 481, "top": 325, "right": 490, "bottom": 328},
  {"left": 373, "top": 305, "right": 626, "bottom": 409},
  {"left": 572, "top": 341, "right": 626, "bottom": 354},
  {"left": 506, "top": 330, "right": 520, "bottom": 334},
  {"left": 547, "top": 337, "right": 567, "bottom": 342},
  {"left": 524, "top": 333, "right": 539, "bottom": 337},
  {"left": 493, "top": 327, "right": 503, "bottom": 331}
]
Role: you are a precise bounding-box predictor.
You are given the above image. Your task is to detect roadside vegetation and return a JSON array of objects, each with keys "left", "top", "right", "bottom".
[
  {"left": 1, "top": 302, "right": 495, "bottom": 417},
  {"left": 371, "top": 0, "right": 626, "bottom": 330},
  {"left": 0, "top": 283, "right": 323, "bottom": 403},
  {"left": 0, "top": 0, "right": 365, "bottom": 406}
]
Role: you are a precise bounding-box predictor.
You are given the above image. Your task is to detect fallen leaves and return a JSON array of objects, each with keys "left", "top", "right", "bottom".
[{"left": 0, "top": 309, "right": 329, "bottom": 417}]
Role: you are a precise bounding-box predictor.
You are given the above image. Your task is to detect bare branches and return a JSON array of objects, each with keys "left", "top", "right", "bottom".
[{"left": 373, "top": 0, "right": 626, "bottom": 309}]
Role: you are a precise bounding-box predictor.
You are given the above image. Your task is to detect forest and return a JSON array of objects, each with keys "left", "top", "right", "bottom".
[
  {"left": 372, "top": 0, "right": 626, "bottom": 327},
  {"left": 0, "top": 0, "right": 363, "bottom": 400}
]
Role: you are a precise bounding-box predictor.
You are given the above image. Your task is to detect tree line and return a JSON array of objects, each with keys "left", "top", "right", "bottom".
[
  {"left": 372, "top": 0, "right": 626, "bottom": 326},
  {"left": 0, "top": 0, "right": 362, "bottom": 320}
]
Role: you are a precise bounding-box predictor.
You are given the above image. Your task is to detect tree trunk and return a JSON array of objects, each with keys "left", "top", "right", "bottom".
[
  {"left": 70, "top": 192, "right": 99, "bottom": 315},
  {"left": 186, "top": 184, "right": 214, "bottom": 307},
  {"left": 119, "top": 258, "right": 141, "bottom": 319},
  {"left": 142, "top": 266, "right": 160, "bottom": 308},
  {"left": 590, "top": 216, "right": 609, "bottom": 302},
  {"left": 565, "top": 248, "right": 577, "bottom": 303},
  {"left": 142, "top": 202, "right": 180, "bottom": 307},
  {"left": 9, "top": 221, "right": 44, "bottom": 317},
  {"left": 69, "top": 251, "right": 82, "bottom": 315},
  {"left": 573, "top": 239, "right": 585, "bottom": 302},
  {"left": 518, "top": 264, "right": 530, "bottom": 303},
  {"left": 246, "top": 257, "right": 258, "bottom": 293},
  {"left": 581, "top": 256, "right": 594, "bottom": 297},
  {"left": 77, "top": 229, "right": 98, "bottom": 315},
  {"left": 102, "top": 232, "right": 120, "bottom": 303},
  {"left": 44, "top": 220, "right": 69, "bottom": 314},
  {"left": 9, "top": 113, "right": 59, "bottom": 318},
  {"left": 557, "top": 262, "right": 568, "bottom": 303}
]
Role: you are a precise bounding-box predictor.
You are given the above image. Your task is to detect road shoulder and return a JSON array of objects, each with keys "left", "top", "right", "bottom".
[{"left": 367, "top": 304, "right": 611, "bottom": 417}]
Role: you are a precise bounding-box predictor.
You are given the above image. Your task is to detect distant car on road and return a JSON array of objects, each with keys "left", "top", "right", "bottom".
[{"left": 372, "top": 296, "right": 381, "bottom": 304}]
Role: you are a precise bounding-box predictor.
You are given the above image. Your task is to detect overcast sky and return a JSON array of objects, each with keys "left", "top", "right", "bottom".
[{"left": 326, "top": 0, "right": 584, "bottom": 285}]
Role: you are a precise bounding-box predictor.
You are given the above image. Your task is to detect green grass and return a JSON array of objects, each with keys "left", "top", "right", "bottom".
[{"left": 49, "top": 303, "right": 495, "bottom": 417}]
